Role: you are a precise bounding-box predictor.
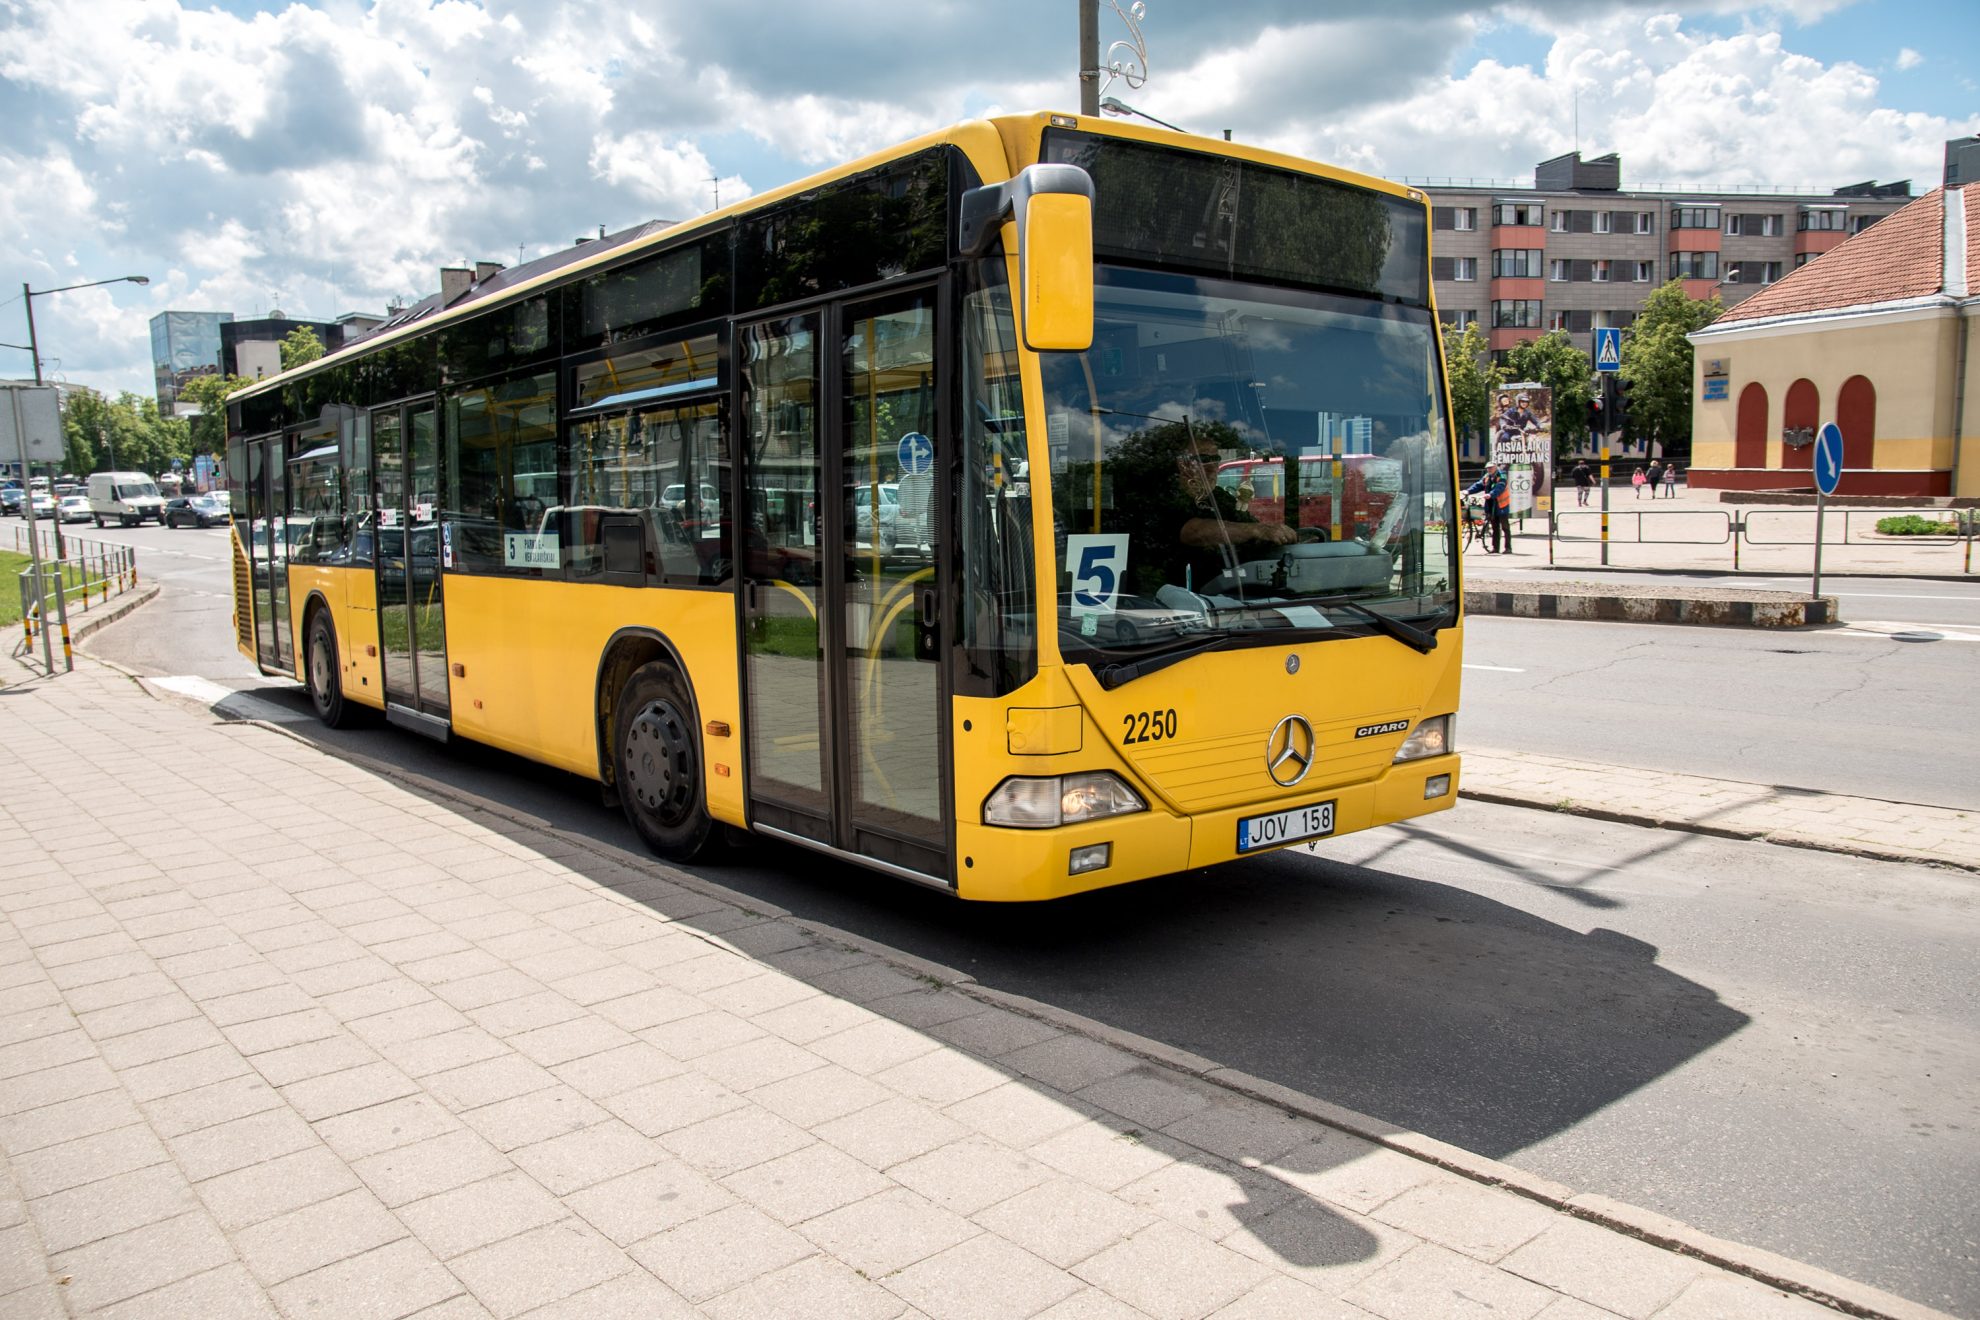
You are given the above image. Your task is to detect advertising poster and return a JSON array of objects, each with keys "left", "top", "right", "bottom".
[{"left": 1491, "top": 382, "right": 1553, "bottom": 516}]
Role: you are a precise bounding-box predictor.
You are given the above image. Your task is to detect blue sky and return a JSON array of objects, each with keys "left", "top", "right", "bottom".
[{"left": 1, "top": 0, "right": 1973, "bottom": 400}]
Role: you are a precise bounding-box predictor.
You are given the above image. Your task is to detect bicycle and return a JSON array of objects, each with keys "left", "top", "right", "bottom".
[{"left": 1461, "top": 496, "right": 1487, "bottom": 552}]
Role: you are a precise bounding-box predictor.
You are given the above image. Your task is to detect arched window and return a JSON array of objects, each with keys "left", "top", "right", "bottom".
[
  {"left": 1783, "top": 379, "right": 1819, "bottom": 471},
  {"left": 1837, "top": 375, "right": 1876, "bottom": 474},
  {"left": 1735, "top": 383, "right": 1768, "bottom": 468}
]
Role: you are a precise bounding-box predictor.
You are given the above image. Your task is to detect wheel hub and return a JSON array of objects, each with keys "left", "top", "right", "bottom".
[{"left": 625, "top": 701, "right": 691, "bottom": 818}]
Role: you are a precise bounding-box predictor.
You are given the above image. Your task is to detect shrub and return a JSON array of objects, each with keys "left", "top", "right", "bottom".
[{"left": 1875, "top": 514, "right": 1963, "bottom": 536}]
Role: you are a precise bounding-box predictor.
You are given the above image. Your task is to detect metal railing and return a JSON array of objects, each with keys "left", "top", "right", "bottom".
[
  {"left": 1548, "top": 507, "right": 1976, "bottom": 573},
  {"left": 11, "top": 531, "right": 140, "bottom": 674}
]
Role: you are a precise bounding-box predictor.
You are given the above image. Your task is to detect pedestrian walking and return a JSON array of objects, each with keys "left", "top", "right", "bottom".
[
  {"left": 1572, "top": 460, "right": 1592, "bottom": 507},
  {"left": 1662, "top": 462, "right": 1679, "bottom": 497},
  {"left": 1647, "top": 459, "right": 1664, "bottom": 497},
  {"left": 1631, "top": 465, "right": 1646, "bottom": 498}
]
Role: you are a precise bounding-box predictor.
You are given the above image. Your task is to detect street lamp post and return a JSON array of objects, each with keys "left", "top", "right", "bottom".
[{"left": 17, "top": 274, "right": 149, "bottom": 673}]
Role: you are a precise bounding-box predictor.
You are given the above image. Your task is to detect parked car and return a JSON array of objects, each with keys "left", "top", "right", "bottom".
[
  {"left": 57, "top": 495, "right": 92, "bottom": 524},
  {"left": 164, "top": 494, "right": 231, "bottom": 528}
]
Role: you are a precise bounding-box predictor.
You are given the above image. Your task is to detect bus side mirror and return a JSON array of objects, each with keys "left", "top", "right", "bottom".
[{"left": 959, "top": 163, "right": 1095, "bottom": 354}]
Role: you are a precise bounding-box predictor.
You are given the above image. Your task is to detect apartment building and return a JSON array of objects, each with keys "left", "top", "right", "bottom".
[{"left": 1422, "top": 152, "right": 1912, "bottom": 360}]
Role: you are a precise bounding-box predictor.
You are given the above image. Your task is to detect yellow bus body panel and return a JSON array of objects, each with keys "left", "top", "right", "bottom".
[
  {"left": 286, "top": 564, "right": 385, "bottom": 710},
  {"left": 438, "top": 577, "right": 745, "bottom": 826}
]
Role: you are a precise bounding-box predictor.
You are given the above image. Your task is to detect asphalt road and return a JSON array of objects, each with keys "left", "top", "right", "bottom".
[{"left": 70, "top": 521, "right": 1980, "bottom": 1316}]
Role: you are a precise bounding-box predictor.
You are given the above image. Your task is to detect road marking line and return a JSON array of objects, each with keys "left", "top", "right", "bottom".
[
  {"left": 1462, "top": 663, "right": 1526, "bottom": 672},
  {"left": 1827, "top": 591, "right": 1980, "bottom": 602},
  {"left": 1832, "top": 620, "right": 1980, "bottom": 642},
  {"left": 150, "top": 675, "right": 313, "bottom": 721},
  {"left": 151, "top": 675, "right": 235, "bottom": 704}
]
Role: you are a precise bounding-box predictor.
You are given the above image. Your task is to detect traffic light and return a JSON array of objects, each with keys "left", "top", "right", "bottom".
[
  {"left": 1587, "top": 396, "right": 1604, "bottom": 438},
  {"left": 1614, "top": 375, "right": 1633, "bottom": 436}
]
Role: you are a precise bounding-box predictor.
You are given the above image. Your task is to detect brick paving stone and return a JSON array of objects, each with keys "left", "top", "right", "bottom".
[
  {"left": 48, "top": 1209, "right": 236, "bottom": 1312},
  {"left": 815, "top": 1094, "right": 973, "bottom": 1170},
  {"left": 1342, "top": 1242, "right": 1558, "bottom": 1320},
  {"left": 0, "top": 1031, "right": 97, "bottom": 1081},
  {"left": 641, "top": 1008, "right": 769, "bottom": 1060},
  {"left": 810, "top": 1016, "right": 942, "bottom": 1075},
  {"left": 997, "top": 1033, "right": 1141, "bottom": 1093},
  {"left": 547, "top": 964, "right": 658, "bottom": 1007},
  {"left": 921, "top": 1006, "right": 1063, "bottom": 1058},
  {"left": 590, "top": 985, "right": 708, "bottom": 1032},
  {"left": 396, "top": 1171, "right": 569, "bottom": 1261},
  {"left": 1225, "top": 1195, "right": 1421, "bottom": 1294},
  {"left": 75, "top": 992, "right": 199, "bottom": 1041},
  {"left": 28, "top": 1162, "right": 200, "bottom": 1253},
  {"left": 424, "top": 1054, "right": 561, "bottom": 1113},
  {"left": 656, "top": 1103, "right": 813, "bottom": 1179},
  {"left": 170, "top": 1106, "right": 322, "bottom": 1181},
  {"left": 282, "top": 1061, "right": 423, "bottom": 1121},
  {"left": 549, "top": 1040, "right": 683, "bottom": 1097},
  {"left": 431, "top": 968, "right": 545, "bottom": 1012},
  {"left": 799, "top": 1188, "right": 979, "bottom": 1279},
  {"left": 888, "top": 1135, "right": 1053, "bottom": 1215},
  {"left": 701, "top": 1253, "right": 907, "bottom": 1320},
  {"left": 1162, "top": 1098, "right": 1323, "bottom": 1167},
  {"left": 1207, "top": 1275, "right": 1374, "bottom": 1320},
  {"left": 349, "top": 1000, "right": 474, "bottom": 1048},
  {"left": 316, "top": 1092, "right": 462, "bottom": 1162},
  {"left": 975, "top": 1177, "right": 1157, "bottom": 1269},
  {"left": 1373, "top": 1178, "right": 1557, "bottom": 1264},
  {"left": 97, "top": 1015, "right": 229, "bottom": 1068},
  {"left": 251, "top": 1033, "right": 381, "bottom": 1086},
  {"left": 0, "top": 1089, "right": 142, "bottom": 1157},
  {"left": 1497, "top": 1217, "right": 1705, "bottom": 1317},
  {"left": 10, "top": 1124, "right": 168, "bottom": 1198},
  {"left": 747, "top": 1061, "right": 891, "bottom": 1128},
  {"left": 268, "top": 1237, "right": 465, "bottom": 1320},
  {"left": 514, "top": 1269, "right": 701, "bottom": 1318},
  {"left": 202, "top": 983, "right": 318, "bottom": 1026},
  {"left": 507, "top": 1015, "right": 638, "bottom": 1068},
  {"left": 509, "top": 1118, "right": 664, "bottom": 1195},
  {"left": 320, "top": 976, "right": 438, "bottom": 1022},
  {"left": 1264, "top": 1141, "right": 1438, "bottom": 1216},
  {"left": 449, "top": 1218, "right": 635, "bottom": 1318},
  {"left": 697, "top": 970, "right": 818, "bottom": 1019},
  {"left": 1075, "top": 1067, "right": 1216, "bottom": 1132},
  {"left": 749, "top": 991, "right": 877, "bottom": 1045},
  {"left": 461, "top": 1083, "right": 611, "bottom": 1151},
  {"left": 120, "top": 1042, "right": 254, "bottom": 1101},
  {"left": 232, "top": 1187, "right": 408, "bottom": 1284},
  {"left": 384, "top": 1024, "right": 514, "bottom": 1078},
  {"left": 945, "top": 1078, "right": 1093, "bottom": 1149},
  {"left": 469, "top": 991, "right": 590, "bottom": 1040},
  {"left": 1115, "top": 1156, "right": 1301, "bottom": 1242},
  {"left": 882, "top": 1232, "right": 1082, "bottom": 1320},
  {"left": 604, "top": 1071, "right": 748, "bottom": 1137},
  {"left": 145, "top": 1071, "right": 286, "bottom": 1137},
  {"left": 92, "top": 1262, "right": 280, "bottom": 1320},
  {"left": 1030, "top": 1119, "right": 1180, "bottom": 1192},
  {"left": 352, "top": 1127, "right": 512, "bottom": 1207},
  {"left": 564, "top": 1156, "right": 737, "bottom": 1245},
  {"left": 1074, "top": 1219, "right": 1274, "bottom": 1320},
  {"left": 720, "top": 1138, "right": 889, "bottom": 1225},
  {"left": 197, "top": 1144, "right": 363, "bottom": 1231},
  {"left": 1650, "top": 1273, "right": 1841, "bottom": 1319},
  {"left": 628, "top": 1202, "right": 818, "bottom": 1303}
]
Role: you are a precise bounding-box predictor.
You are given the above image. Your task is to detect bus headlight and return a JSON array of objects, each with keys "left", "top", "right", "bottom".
[
  {"left": 984, "top": 772, "right": 1146, "bottom": 828},
  {"left": 1393, "top": 715, "right": 1452, "bottom": 763}
]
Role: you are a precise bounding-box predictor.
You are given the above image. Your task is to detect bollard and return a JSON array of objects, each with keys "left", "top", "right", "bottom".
[{"left": 1733, "top": 516, "right": 1741, "bottom": 571}]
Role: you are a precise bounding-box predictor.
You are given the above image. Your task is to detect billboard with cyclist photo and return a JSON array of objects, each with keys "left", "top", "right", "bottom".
[{"left": 1490, "top": 383, "right": 1553, "bottom": 516}]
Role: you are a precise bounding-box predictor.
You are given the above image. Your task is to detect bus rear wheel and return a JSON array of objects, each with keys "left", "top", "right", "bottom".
[
  {"left": 306, "top": 611, "right": 362, "bottom": 729},
  {"left": 615, "top": 662, "right": 712, "bottom": 862}
]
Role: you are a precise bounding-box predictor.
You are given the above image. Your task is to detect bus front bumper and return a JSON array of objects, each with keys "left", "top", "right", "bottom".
[{"left": 952, "top": 753, "right": 1460, "bottom": 902}]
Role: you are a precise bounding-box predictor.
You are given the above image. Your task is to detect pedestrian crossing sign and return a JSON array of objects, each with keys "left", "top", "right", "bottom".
[{"left": 1595, "top": 327, "right": 1622, "bottom": 372}]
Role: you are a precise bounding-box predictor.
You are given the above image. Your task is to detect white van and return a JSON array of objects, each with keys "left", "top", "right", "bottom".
[{"left": 88, "top": 471, "right": 166, "bottom": 526}]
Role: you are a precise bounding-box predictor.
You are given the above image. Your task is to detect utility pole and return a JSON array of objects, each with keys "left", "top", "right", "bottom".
[
  {"left": 1079, "top": 0, "right": 1099, "bottom": 114},
  {"left": 22, "top": 283, "right": 73, "bottom": 662}
]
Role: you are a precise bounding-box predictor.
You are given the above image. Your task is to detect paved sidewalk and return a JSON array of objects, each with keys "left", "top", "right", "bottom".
[
  {"left": 0, "top": 655, "right": 1952, "bottom": 1320},
  {"left": 1463, "top": 748, "right": 1980, "bottom": 874}
]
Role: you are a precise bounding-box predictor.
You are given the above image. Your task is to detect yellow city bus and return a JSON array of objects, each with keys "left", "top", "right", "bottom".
[{"left": 226, "top": 111, "right": 1463, "bottom": 901}]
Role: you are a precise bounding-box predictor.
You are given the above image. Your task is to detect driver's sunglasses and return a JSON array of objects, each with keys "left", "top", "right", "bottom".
[{"left": 1178, "top": 450, "right": 1220, "bottom": 469}]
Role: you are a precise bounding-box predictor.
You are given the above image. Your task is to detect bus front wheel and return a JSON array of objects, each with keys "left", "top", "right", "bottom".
[
  {"left": 615, "top": 662, "right": 712, "bottom": 862},
  {"left": 306, "top": 611, "right": 363, "bottom": 729}
]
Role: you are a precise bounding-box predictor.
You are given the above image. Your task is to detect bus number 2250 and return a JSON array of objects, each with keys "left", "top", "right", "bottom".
[{"left": 1121, "top": 709, "right": 1178, "bottom": 745}]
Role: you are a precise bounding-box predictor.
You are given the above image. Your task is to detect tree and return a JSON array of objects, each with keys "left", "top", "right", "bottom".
[
  {"left": 1440, "top": 320, "right": 1500, "bottom": 451},
  {"left": 280, "top": 326, "right": 325, "bottom": 371},
  {"left": 1620, "top": 280, "right": 1723, "bottom": 459},
  {"left": 59, "top": 389, "right": 187, "bottom": 475},
  {"left": 1500, "top": 331, "right": 1595, "bottom": 461},
  {"left": 179, "top": 372, "right": 255, "bottom": 464}
]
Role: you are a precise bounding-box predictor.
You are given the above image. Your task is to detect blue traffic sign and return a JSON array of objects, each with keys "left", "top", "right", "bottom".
[
  {"left": 1594, "top": 327, "right": 1622, "bottom": 373},
  {"left": 1814, "top": 422, "right": 1844, "bottom": 496},
  {"left": 897, "top": 431, "right": 932, "bottom": 477}
]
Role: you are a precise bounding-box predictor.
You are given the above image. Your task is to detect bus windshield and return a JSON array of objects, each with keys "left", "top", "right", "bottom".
[{"left": 1039, "top": 264, "right": 1457, "bottom": 658}]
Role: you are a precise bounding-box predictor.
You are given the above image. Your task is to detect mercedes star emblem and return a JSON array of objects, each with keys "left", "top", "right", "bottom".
[{"left": 1266, "top": 715, "right": 1316, "bottom": 788}]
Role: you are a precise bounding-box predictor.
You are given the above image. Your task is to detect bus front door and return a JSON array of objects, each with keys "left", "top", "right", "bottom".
[
  {"left": 373, "top": 400, "right": 450, "bottom": 738},
  {"left": 738, "top": 286, "right": 951, "bottom": 886}
]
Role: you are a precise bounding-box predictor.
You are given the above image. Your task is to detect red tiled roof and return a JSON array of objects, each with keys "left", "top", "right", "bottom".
[{"left": 1716, "top": 186, "right": 1966, "bottom": 323}]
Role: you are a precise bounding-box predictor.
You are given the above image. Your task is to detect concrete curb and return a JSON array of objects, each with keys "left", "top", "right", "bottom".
[
  {"left": 66, "top": 581, "right": 160, "bottom": 643},
  {"left": 113, "top": 681, "right": 1955, "bottom": 1319},
  {"left": 1458, "top": 785, "right": 1980, "bottom": 877},
  {"left": 1465, "top": 584, "right": 1837, "bottom": 627}
]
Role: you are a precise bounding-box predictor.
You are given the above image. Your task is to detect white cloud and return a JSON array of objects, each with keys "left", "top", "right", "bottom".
[{"left": 0, "top": 0, "right": 1974, "bottom": 398}]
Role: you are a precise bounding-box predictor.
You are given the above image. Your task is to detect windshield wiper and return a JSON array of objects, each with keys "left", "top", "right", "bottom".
[
  {"left": 1093, "top": 633, "right": 1237, "bottom": 689},
  {"left": 1325, "top": 599, "right": 1440, "bottom": 654}
]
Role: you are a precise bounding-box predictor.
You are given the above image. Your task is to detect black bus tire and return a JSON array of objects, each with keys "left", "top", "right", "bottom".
[
  {"left": 614, "top": 662, "right": 712, "bottom": 862},
  {"left": 306, "top": 610, "right": 362, "bottom": 729}
]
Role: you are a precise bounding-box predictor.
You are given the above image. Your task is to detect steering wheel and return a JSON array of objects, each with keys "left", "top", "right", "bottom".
[{"left": 1296, "top": 526, "right": 1330, "bottom": 543}]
